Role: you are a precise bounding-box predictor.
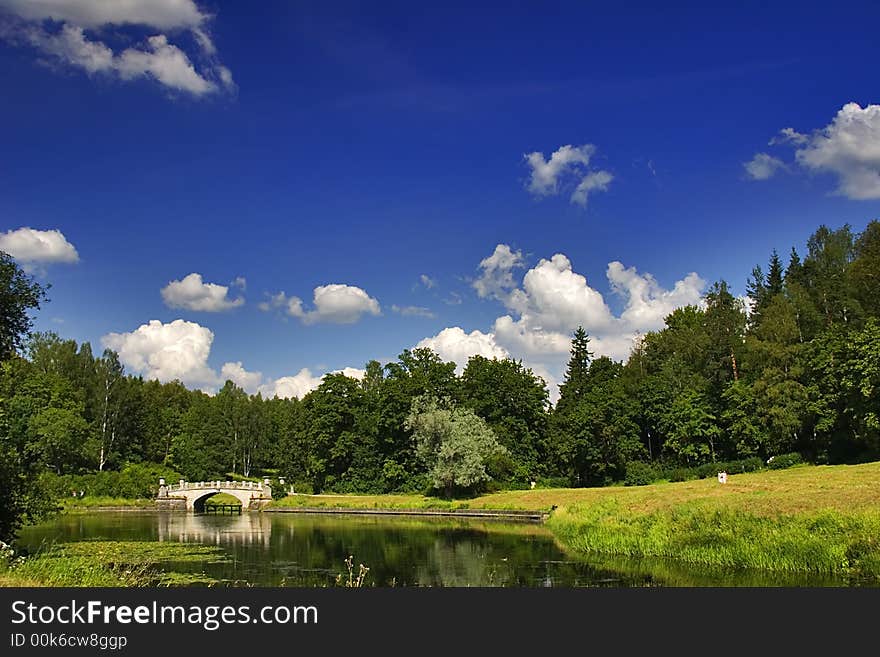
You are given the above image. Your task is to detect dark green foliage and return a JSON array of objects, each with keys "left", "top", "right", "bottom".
[
  {"left": 0, "top": 251, "right": 49, "bottom": 360},
  {"left": 536, "top": 476, "right": 571, "bottom": 489},
  {"left": 624, "top": 461, "right": 658, "bottom": 486},
  {"left": 665, "top": 467, "right": 693, "bottom": 483},
  {"left": 767, "top": 453, "right": 803, "bottom": 470},
  {"left": 650, "top": 457, "right": 764, "bottom": 482},
  {"left": 460, "top": 355, "right": 548, "bottom": 483},
  {"left": 556, "top": 326, "right": 593, "bottom": 414},
  {"left": 40, "top": 463, "right": 184, "bottom": 499},
  {"left": 370, "top": 348, "right": 460, "bottom": 492},
  {"left": 850, "top": 221, "right": 880, "bottom": 318},
  {"left": 169, "top": 393, "right": 229, "bottom": 480},
  {"left": 552, "top": 341, "right": 644, "bottom": 486},
  {"left": 694, "top": 457, "right": 764, "bottom": 478}
]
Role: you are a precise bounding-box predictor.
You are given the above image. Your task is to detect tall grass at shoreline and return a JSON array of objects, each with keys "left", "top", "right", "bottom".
[
  {"left": 547, "top": 500, "right": 880, "bottom": 575},
  {"left": 1, "top": 541, "right": 228, "bottom": 587}
]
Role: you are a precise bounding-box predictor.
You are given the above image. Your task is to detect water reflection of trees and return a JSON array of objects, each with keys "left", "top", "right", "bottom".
[
  {"left": 261, "top": 517, "right": 618, "bottom": 587},
  {"left": 20, "top": 512, "right": 860, "bottom": 587}
]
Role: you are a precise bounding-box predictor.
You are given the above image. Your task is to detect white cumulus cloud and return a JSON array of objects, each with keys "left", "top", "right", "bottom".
[
  {"left": 337, "top": 367, "right": 366, "bottom": 380},
  {"left": 571, "top": 170, "right": 614, "bottom": 207},
  {"left": 794, "top": 102, "right": 880, "bottom": 200},
  {"left": 0, "top": 227, "right": 79, "bottom": 265},
  {"left": 525, "top": 144, "right": 594, "bottom": 196},
  {"left": 102, "top": 318, "right": 363, "bottom": 397},
  {"left": 744, "top": 153, "right": 786, "bottom": 180},
  {"left": 416, "top": 327, "right": 509, "bottom": 374},
  {"left": 0, "top": 0, "right": 205, "bottom": 29},
  {"left": 220, "top": 361, "right": 262, "bottom": 394},
  {"left": 607, "top": 261, "right": 705, "bottom": 332},
  {"left": 258, "top": 369, "right": 323, "bottom": 400},
  {"left": 262, "top": 284, "right": 381, "bottom": 325},
  {"left": 258, "top": 366, "right": 365, "bottom": 400},
  {"left": 524, "top": 143, "right": 613, "bottom": 208},
  {"left": 472, "top": 244, "right": 524, "bottom": 301},
  {"left": 258, "top": 291, "right": 290, "bottom": 313},
  {"left": 516, "top": 253, "right": 616, "bottom": 334},
  {"left": 492, "top": 315, "right": 571, "bottom": 357},
  {"left": 756, "top": 102, "right": 880, "bottom": 199},
  {"left": 161, "top": 273, "right": 244, "bottom": 312},
  {"left": 115, "top": 33, "right": 216, "bottom": 95},
  {"left": 0, "top": 0, "right": 234, "bottom": 97},
  {"left": 102, "top": 319, "right": 217, "bottom": 389},
  {"left": 423, "top": 244, "right": 707, "bottom": 402}
]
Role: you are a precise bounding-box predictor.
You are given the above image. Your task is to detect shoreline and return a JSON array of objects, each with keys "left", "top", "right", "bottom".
[
  {"left": 60, "top": 503, "right": 548, "bottom": 521},
  {"left": 262, "top": 506, "right": 548, "bottom": 522}
]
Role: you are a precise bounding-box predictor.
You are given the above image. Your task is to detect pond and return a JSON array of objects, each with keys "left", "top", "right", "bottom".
[{"left": 17, "top": 510, "right": 864, "bottom": 587}]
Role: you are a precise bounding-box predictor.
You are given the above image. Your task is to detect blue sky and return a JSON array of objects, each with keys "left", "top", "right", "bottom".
[{"left": 1, "top": 0, "right": 879, "bottom": 400}]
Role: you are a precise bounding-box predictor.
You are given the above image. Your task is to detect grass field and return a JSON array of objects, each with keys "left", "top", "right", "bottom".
[{"left": 271, "top": 462, "right": 880, "bottom": 515}]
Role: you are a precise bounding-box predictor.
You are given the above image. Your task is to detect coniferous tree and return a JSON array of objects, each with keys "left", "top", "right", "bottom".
[
  {"left": 556, "top": 326, "right": 593, "bottom": 414},
  {"left": 767, "top": 249, "right": 784, "bottom": 297},
  {"left": 786, "top": 246, "right": 802, "bottom": 283}
]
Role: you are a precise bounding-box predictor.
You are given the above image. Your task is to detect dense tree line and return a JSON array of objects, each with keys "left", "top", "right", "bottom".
[
  {"left": 545, "top": 222, "right": 880, "bottom": 485},
  {"left": 2, "top": 221, "right": 880, "bottom": 541}
]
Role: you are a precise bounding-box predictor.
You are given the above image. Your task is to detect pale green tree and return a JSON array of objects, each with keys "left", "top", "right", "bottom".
[{"left": 405, "top": 397, "right": 507, "bottom": 497}]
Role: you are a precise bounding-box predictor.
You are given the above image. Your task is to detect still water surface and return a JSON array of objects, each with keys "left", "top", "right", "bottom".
[{"left": 18, "top": 511, "right": 861, "bottom": 587}]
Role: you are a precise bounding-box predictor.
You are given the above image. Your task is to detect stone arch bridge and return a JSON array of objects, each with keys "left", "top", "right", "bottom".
[{"left": 157, "top": 479, "right": 272, "bottom": 512}]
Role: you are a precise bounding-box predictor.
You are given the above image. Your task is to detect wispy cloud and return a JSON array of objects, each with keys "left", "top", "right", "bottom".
[
  {"left": 391, "top": 304, "right": 436, "bottom": 319},
  {"left": 524, "top": 143, "right": 614, "bottom": 208},
  {"left": 0, "top": 0, "right": 235, "bottom": 97}
]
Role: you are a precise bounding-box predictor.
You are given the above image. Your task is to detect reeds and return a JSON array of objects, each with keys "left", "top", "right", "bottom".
[{"left": 1, "top": 540, "right": 228, "bottom": 587}]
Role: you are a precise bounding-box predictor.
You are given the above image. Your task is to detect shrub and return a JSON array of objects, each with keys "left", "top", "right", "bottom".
[
  {"left": 483, "top": 479, "right": 531, "bottom": 493},
  {"left": 624, "top": 461, "right": 658, "bottom": 486},
  {"left": 695, "top": 463, "right": 720, "bottom": 479},
  {"left": 286, "top": 480, "right": 313, "bottom": 495},
  {"left": 703, "top": 457, "right": 764, "bottom": 478},
  {"left": 653, "top": 457, "right": 764, "bottom": 483},
  {"left": 40, "top": 463, "right": 184, "bottom": 500},
  {"left": 536, "top": 477, "right": 571, "bottom": 489},
  {"left": 724, "top": 457, "right": 764, "bottom": 474},
  {"left": 665, "top": 468, "right": 693, "bottom": 483},
  {"left": 767, "top": 452, "right": 803, "bottom": 470}
]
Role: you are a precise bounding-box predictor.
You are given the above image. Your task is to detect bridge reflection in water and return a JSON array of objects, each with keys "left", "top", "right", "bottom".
[{"left": 156, "top": 510, "right": 273, "bottom": 548}]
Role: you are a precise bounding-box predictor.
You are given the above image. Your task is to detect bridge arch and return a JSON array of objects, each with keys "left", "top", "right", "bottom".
[
  {"left": 190, "top": 488, "right": 256, "bottom": 512},
  {"left": 157, "top": 479, "right": 273, "bottom": 511}
]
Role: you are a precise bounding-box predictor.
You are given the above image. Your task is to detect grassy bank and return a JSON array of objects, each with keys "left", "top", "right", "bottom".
[
  {"left": 272, "top": 462, "right": 880, "bottom": 577},
  {"left": 542, "top": 463, "right": 880, "bottom": 576},
  {"left": 547, "top": 501, "right": 880, "bottom": 576},
  {"left": 60, "top": 496, "right": 156, "bottom": 510},
  {"left": 0, "top": 541, "right": 227, "bottom": 586},
  {"left": 270, "top": 493, "right": 472, "bottom": 511}
]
